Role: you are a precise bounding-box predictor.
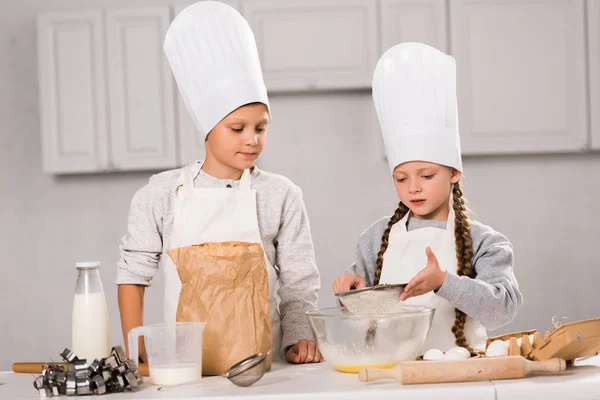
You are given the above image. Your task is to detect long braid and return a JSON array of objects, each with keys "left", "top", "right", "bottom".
[
  {"left": 451, "top": 181, "right": 478, "bottom": 355},
  {"left": 373, "top": 202, "right": 409, "bottom": 286}
]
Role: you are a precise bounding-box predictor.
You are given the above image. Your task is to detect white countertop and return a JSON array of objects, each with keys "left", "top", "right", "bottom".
[
  {"left": 492, "top": 356, "right": 600, "bottom": 400},
  {"left": 1, "top": 357, "right": 598, "bottom": 400}
]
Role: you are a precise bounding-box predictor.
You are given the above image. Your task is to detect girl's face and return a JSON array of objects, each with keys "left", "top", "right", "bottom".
[
  {"left": 392, "top": 161, "right": 462, "bottom": 220},
  {"left": 205, "top": 103, "right": 270, "bottom": 172}
]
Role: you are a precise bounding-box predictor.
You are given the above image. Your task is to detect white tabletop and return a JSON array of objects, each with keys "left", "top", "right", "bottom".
[
  {"left": 1, "top": 357, "right": 598, "bottom": 400},
  {"left": 491, "top": 356, "right": 600, "bottom": 400}
]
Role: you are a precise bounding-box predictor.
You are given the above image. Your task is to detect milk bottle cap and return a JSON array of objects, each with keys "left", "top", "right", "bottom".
[{"left": 76, "top": 261, "right": 101, "bottom": 269}]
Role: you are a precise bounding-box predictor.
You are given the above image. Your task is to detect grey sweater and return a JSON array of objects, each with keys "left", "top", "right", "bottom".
[
  {"left": 347, "top": 216, "right": 523, "bottom": 330},
  {"left": 116, "top": 166, "right": 320, "bottom": 351}
]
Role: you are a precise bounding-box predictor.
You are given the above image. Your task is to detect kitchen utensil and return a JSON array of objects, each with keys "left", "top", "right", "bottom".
[
  {"left": 12, "top": 362, "right": 67, "bottom": 373},
  {"left": 335, "top": 284, "right": 407, "bottom": 314},
  {"left": 336, "top": 284, "right": 408, "bottom": 347},
  {"left": 306, "top": 306, "right": 434, "bottom": 373},
  {"left": 25, "top": 346, "right": 142, "bottom": 396},
  {"left": 138, "top": 362, "right": 148, "bottom": 376},
  {"left": 359, "top": 356, "right": 566, "bottom": 385},
  {"left": 157, "top": 350, "right": 272, "bottom": 391},
  {"left": 128, "top": 322, "right": 206, "bottom": 386},
  {"left": 12, "top": 361, "right": 150, "bottom": 376}
]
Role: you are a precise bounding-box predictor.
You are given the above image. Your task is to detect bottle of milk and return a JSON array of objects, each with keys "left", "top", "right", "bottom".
[{"left": 72, "top": 262, "right": 111, "bottom": 362}]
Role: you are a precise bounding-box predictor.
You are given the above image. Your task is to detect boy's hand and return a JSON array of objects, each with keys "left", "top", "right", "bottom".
[
  {"left": 400, "top": 247, "right": 447, "bottom": 301},
  {"left": 333, "top": 274, "right": 366, "bottom": 294},
  {"left": 285, "top": 339, "right": 323, "bottom": 363}
]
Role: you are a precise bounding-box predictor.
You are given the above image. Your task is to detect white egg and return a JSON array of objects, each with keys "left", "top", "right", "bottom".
[
  {"left": 486, "top": 340, "right": 509, "bottom": 357},
  {"left": 423, "top": 348, "right": 445, "bottom": 361},
  {"left": 444, "top": 346, "right": 471, "bottom": 360}
]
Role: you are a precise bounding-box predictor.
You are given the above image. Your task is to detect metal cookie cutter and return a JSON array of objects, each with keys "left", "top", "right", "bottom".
[{"left": 33, "top": 346, "right": 143, "bottom": 397}]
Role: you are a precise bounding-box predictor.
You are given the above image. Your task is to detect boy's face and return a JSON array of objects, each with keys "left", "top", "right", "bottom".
[
  {"left": 392, "top": 161, "right": 462, "bottom": 221},
  {"left": 206, "top": 103, "right": 270, "bottom": 171}
]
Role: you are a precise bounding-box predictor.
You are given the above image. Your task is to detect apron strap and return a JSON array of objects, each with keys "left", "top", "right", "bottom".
[
  {"left": 175, "top": 161, "right": 202, "bottom": 194},
  {"left": 397, "top": 207, "right": 411, "bottom": 233},
  {"left": 239, "top": 168, "right": 251, "bottom": 191},
  {"left": 184, "top": 161, "right": 203, "bottom": 187}
]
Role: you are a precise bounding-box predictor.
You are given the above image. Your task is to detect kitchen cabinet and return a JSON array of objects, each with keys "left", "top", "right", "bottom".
[
  {"left": 37, "top": 11, "right": 109, "bottom": 174},
  {"left": 106, "top": 7, "right": 178, "bottom": 170},
  {"left": 450, "top": 0, "right": 588, "bottom": 155},
  {"left": 242, "top": 0, "right": 378, "bottom": 91},
  {"left": 379, "top": 0, "right": 447, "bottom": 54},
  {"left": 37, "top": 0, "right": 599, "bottom": 174},
  {"left": 38, "top": 7, "right": 178, "bottom": 174},
  {"left": 588, "top": 0, "right": 600, "bottom": 149}
]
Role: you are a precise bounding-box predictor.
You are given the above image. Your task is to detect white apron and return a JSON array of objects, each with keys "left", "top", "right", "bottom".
[
  {"left": 379, "top": 208, "right": 487, "bottom": 352},
  {"left": 163, "top": 161, "right": 283, "bottom": 360}
]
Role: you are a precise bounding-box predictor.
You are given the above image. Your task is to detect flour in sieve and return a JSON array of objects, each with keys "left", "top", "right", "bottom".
[{"left": 340, "top": 288, "right": 404, "bottom": 314}]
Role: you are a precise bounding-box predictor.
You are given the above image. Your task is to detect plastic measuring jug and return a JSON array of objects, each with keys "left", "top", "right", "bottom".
[{"left": 128, "top": 322, "right": 206, "bottom": 386}]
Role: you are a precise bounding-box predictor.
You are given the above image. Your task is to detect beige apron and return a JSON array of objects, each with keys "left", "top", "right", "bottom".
[{"left": 165, "top": 161, "right": 282, "bottom": 374}]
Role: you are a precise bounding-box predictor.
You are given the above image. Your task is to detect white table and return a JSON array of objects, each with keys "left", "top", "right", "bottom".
[
  {"left": 1, "top": 357, "right": 598, "bottom": 400},
  {"left": 491, "top": 356, "right": 600, "bottom": 400}
]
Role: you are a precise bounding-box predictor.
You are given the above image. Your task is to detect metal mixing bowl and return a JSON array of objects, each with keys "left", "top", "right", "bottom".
[{"left": 306, "top": 306, "right": 434, "bottom": 373}]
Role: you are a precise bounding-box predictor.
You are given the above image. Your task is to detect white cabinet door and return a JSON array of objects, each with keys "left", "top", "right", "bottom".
[
  {"left": 589, "top": 0, "right": 600, "bottom": 150},
  {"left": 172, "top": 1, "right": 240, "bottom": 166},
  {"left": 243, "top": 0, "right": 378, "bottom": 91},
  {"left": 380, "top": 0, "right": 447, "bottom": 54},
  {"left": 106, "top": 7, "right": 177, "bottom": 171},
  {"left": 37, "top": 11, "right": 109, "bottom": 174},
  {"left": 450, "top": 0, "right": 587, "bottom": 155}
]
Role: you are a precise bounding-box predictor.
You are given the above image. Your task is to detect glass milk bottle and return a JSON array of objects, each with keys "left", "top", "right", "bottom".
[{"left": 72, "top": 262, "right": 111, "bottom": 362}]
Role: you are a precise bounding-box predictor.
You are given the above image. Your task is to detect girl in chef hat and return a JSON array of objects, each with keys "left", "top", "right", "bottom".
[
  {"left": 116, "top": 1, "right": 322, "bottom": 371},
  {"left": 333, "top": 43, "right": 523, "bottom": 355}
]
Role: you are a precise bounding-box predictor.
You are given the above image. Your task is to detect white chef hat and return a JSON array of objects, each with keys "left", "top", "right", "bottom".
[
  {"left": 372, "top": 42, "right": 462, "bottom": 174},
  {"left": 163, "top": 1, "right": 270, "bottom": 138}
]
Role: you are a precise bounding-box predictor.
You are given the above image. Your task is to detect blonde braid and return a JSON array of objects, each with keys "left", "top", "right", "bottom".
[
  {"left": 450, "top": 181, "right": 478, "bottom": 355},
  {"left": 373, "top": 202, "right": 409, "bottom": 286}
]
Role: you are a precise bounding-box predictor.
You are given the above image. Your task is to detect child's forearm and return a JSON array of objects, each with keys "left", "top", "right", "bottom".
[{"left": 118, "top": 284, "right": 146, "bottom": 361}]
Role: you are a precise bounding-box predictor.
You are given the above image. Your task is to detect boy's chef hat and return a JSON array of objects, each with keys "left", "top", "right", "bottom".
[
  {"left": 164, "top": 1, "right": 270, "bottom": 138},
  {"left": 372, "top": 42, "right": 462, "bottom": 173}
]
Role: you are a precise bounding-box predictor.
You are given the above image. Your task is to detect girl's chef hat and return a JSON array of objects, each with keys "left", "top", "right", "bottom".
[{"left": 373, "top": 42, "right": 462, "bottom": 173}]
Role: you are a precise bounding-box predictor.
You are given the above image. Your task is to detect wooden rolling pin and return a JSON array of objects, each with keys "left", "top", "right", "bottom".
[
  {"left": 358, "top": 356, "right": 566, "bottom": 385},
  {"left": 12, "top": 362, "right": 66, "bottom": 373},
  {"left": 12, "top": 362, "right": 149, "bottom": 377}
]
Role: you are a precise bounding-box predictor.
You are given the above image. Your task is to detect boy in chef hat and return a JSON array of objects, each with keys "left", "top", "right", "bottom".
[
  {"left": 334, "top": 43, "right": 523, "bottom": 354},
  {"left": 116, "top": 1, "right": 322, "bottom": 371}
]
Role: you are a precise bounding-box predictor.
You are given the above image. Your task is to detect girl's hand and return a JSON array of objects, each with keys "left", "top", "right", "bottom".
[
  {"left": 333, "top": 274, "right": 366, "bottom": 294},
  {"left": 400, "top": 247, "right": 447, "bottom": 301},
  {"left": 285, "top": 339, "right": 324, "bottom": 363}
]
